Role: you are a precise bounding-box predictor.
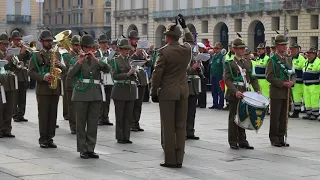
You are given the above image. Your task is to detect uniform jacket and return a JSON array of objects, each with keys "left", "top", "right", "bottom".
[
  {"left": 68, "top": 56, "right": 110, "bottom": 102},
  {"left": 187, "top": 58, "right": 204, "bottom": 96},
  {"left": 111, "top": 55, "right": 137, "bottom": 101},
  {"left": 0, "top": 51, "right": 16, "bottom": 92},
  {"left": 151, "top": 32, "right": 195, "bottom": 101},
  {"left": 28, "top": 49, "right": 66, "bottom": 96},
  {"left": 63, "top": 50, "right": 79, "bottom": 91},
  {"left": 11, "top": 45, "right": 29, "bottom": 82},
  {"left": 224, "top": 57, "right": 260, "bottom": 102},
  {"left": 266, "top": 54, "right": 296, "bottom": 99}
]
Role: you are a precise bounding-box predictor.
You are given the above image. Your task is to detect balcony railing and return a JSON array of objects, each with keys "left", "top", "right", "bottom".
[
  {"left": 114, "top": 8, "right": 148, "bottom": 18},
  {"left": 304, "top": 0, "right": 320, "bottom": 9},
  {"left": 153, "top": 2, "right": 282, "bottom": 19},
  {"left": 7, "top": 15, "right": 31, "bottom": 24}
]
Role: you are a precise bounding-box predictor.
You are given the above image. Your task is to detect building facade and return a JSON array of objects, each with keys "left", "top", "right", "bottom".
[
  {"left": 0, "top": 0, "right": 40, "bottom": 38},
  {"left": 43, "top": 0, "right": 112, "bottom": 39},
  {"left": 112, "top": 0, "right": 320, "bottom": 51}
]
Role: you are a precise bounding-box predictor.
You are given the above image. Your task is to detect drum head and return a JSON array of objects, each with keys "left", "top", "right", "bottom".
[{"left": 243, "top": 91, "right": 269, "bottom": 108}]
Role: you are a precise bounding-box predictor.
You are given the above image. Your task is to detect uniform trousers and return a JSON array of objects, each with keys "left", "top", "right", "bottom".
[
  {"left": 211, "top": 76, "right": 224, "bottom": 109},
  {"left": 197, "top": 79, "right": 207, "bottom": 107},
  {"left": 74, "top": 101, "right": 100, "bottom": 153},
  {"left": 36, "top": 95, "right": 59, "bottom": 144},
  {"left": 114, "top": 100, "right": 134, "bottom": 141},
  {"left": 66, "top": 90, "right": 76, "bottom": 132},
  {"left": 132, "top": 86, "right": 146, "bottom": 128},
  {"left": 63, "top": 90, "right": 68, "bottom": 119},
  {"left": 304, "top": 84, "right": 320, "bottom": 117},
  {"left": 100, "top": 85, "right": 113, "bottom": 122},
  {"left": 0, "top": 91, "right": 14, "bottom": 134},
  {"left": 187, "top": 95, "right": 197, "bottom": 136},
  {"left": 269, "top": 99, "right": 288, "bottom": 143},
  {"left": 228, "top": 101, "right": 248, "bottom": 146},
  {"left": 13, "top": 82, "right": 28, "bottom": 119},
  {"left": 159, "top": 99, "right": 187, "bottom": 165}
]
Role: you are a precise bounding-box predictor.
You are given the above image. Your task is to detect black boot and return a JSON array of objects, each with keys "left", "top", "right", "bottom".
[
  {"left": 289, "top": 110, "right": 300, "bottom": 118},
  {"left": 309, "top": 115, "right": 317, "bottom": 120},
  {"left": 302, "top": 114, "right": 311, "bottom": 120}
]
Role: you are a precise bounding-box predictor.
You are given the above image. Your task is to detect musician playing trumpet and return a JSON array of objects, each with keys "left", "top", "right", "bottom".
[
  {"left": 0, "top": 33, "right": 17, "bottom": 138},
  {"left": 10, "top": 30, "right": 30, "bottom": 123}
]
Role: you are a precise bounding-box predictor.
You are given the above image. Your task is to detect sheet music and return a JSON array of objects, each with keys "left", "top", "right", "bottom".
[{"left": 137, "top": 40, "right": 149, "bottom": 49}]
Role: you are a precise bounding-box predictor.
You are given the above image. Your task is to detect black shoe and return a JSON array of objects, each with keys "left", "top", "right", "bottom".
[
  {"left": 0, "top": 134, "right": 3, "bottom": 138},
  {"left": 13, "top": 118, "right": 21, "bottom": 122},
  {"left": 160, "top": 163, "right": 180, "bottom": 168},
  {"left": 125, "top": 140, "right": 132, "bottom": 144},
  {"left": 3, "top": 133, "right": 15, "bottom": 138},
  {"left": 56, "top": 125, "right": 59, "bottom": 128},
  {"left": 230, "top": 144, "right": 239, "bottom": 150},
  {"left": 117, "top": 140, "right": 127, "bottom": 144},
  {"left": 71, "top": 130, "right": 76, "bottom": 134},
  {"left": 137, "top": 127, "right": 144, "bottom": 131},
  {"left": 40, "top": 143, "right": 49, "bottom": 148},
  {"left": 21, "top": 117, "right": 28, "bottom": 122},
  {"left": 239, "top": 144, "right": 254, "bottom": 150},
  {"left": 80, "top": 152, "right": 89, "bottom": 159},
  {"left": 186, "top": 135, "right": 200, "bottom": 140},
  {"left": 280, "top": 142, "right": 290, "bottom": 147},
  {"left": 48, "top": 142, "right": 57, "bottom": 148},
  {"left": 199, "top": 106, "right": 206, "bottom": 108},
  {"left": 271, "top": 142, "right": 282, "bottom": 147},
  {"left": 222, "top": 106, "right": 229, "bottom": 111},
  {"left": 208, "top": 106, "right": 215, "bottom": 109},
  {"left": 289, "top": 111, "right": 299, "bottom": 118},
  {"left": 88, "top": 152, "right": 99, "bottom": 159},
  {"left": 64, "top": 116, "right": 69, "bottom": 121},
  {"left": 131, "top": 127, "right": 139, "bottom": 132},
  {"left": 177, "top": 164, "right": 182, "bottom": 168},
  {"left": 309, "top": 115, "right": 317, "bottom": 120},
  {"left": 302, "top": 115, "right": 310, "bottom": 120}
]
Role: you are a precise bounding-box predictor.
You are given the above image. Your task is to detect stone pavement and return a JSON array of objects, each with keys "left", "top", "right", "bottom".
[{"left": 0, "top": 91, "right": 320, "bottom": 180}]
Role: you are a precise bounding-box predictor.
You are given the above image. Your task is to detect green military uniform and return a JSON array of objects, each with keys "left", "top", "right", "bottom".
[
  {"left": 111, "top": 39, "right": 137, "bottom": 143},
  {"left": 224, "top": 38, "right": 260, "bottom": 150},
  {"left": 96, "top": 34, "right": 113, "bottom": 126},
  {"left": 186, "top": 53, "right": 203, "bottom": 139},
  {"left": 28, "top": 30, "right": 65, "bottom": 147},
  {"left": 151, "top": 23, "right": 195, "bottom": 166},
  {"left": 266, "top": 34, "right": 296, "bottom": 147},
  {"left": 0, "top": 33, "right": 17, "bottom": 138},
  {"left": 10, "top": 31, "right": 30, "bottom": 122},
  {"left": 68, "top": 34, "right": 110, "bottom": 157},
  {"left": 61, "top": 35, "right": 81, "bottom": 134},
  {"left": 129, "top": 30, "right": 152, "bottom": 132}
]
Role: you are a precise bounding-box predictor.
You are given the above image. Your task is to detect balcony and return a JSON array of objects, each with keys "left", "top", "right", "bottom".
[
  {"left": 7, "top": 15, "right": 31, "bottom": 24},
  {"left": 152, "top": 2, "right": 282, "bottom": 19},
  {"left": 304, "top": 0, "right": 320, "bottom": 9},
  {"left": 283, "top": 0, "right": 302, "bottom": 10},
  {"left": 114, "top": 8, "right": 148, "bottom": 18},
  {"left": 55, "top": 7, "right": 64, "bottom": 13}
]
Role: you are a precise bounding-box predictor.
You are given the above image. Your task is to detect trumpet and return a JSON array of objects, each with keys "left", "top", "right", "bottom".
[
  {"left": 12, "top": 56, "right": 25, "bottom": 69},
  {"left": 142, "top": 49, "right": 150, "bottom": 60},
  {"left": 19, "top": 40, "right": 37, "bottom": 52}
]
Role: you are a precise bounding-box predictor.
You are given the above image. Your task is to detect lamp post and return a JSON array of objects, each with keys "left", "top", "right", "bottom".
[{"left": 36, "top": 0, "right": 44, "bottom": 37}]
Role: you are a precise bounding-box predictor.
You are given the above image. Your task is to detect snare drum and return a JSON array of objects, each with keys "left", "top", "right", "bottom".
[{"left": 235, "top": 91, "right": 270, "bottom": 131}]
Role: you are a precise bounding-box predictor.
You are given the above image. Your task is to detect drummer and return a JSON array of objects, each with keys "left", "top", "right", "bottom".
[{"left": 224, "top": 38, "right": 260, "bottom": 150}]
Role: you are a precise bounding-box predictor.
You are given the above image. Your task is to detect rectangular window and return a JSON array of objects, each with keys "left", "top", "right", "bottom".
[
  {"left": 143, "top": 0, "right": 148, "bottom": 8},
  {"left": 90, "top": 12, "right": 94, "bottom": 23},
  {"left": 131, "top": 0, "right": 135, "bottom": 9},
  {"left": 49, "top": 0, "right": 51, "bottom": 9},
  {"left": 234, "top": 19, "right": 242, "bottom": 32},
  {"left": 311, "top": 15, "right": 319, "bottom": 29},
  {"left": 202, "top": 0, "right": 209, "bottom": 7},
  {"left": 187, "top": 0, "right": 193, "bottom": 9},
  {"left": 55, "top": 0, "right": 58, "bottom": 8},
  {"left": 218, "top": 0, "right": 224, "bottom": 6},
  {"left": 310, "top": 36, "right": 319, "bottom": 50},
  {"left": 290, "top": 37, "right": 297, "bottom": 45},
  {"left": 62, "top": 0, "right": 64, "bottom": 8},
  {"left": 49, "top": 15, "right": 51, "bottom": 24},
  {"left": 105, "top": 12, "right": 111, "bottom": 23},
  {"left": 201, "top": 21, "right": 208, "bottom": 33},
  {"left": 91, "top": 0, "right": 94, "bottom": 5},
  {"left": 290, "top": 16, "right": 298, "bottom": 30},
  {"left": 55, "top": 15, "right": 57, "bottom": 24},
  {"left": 271, "top": 17, "right": 280, "bottom": 31},
  {"left": 15, "top": 2, "right": 22, "bottom": 15},
  {"left": 142, "top": 24, "right": 147, "bottom": 35},
  {"left": 119, "top": 25, "right": 124, "bottom": 37},
  {"left": 173, "top": 0, "right": 179, "bottom": 9},
  {"left": 159, "top": 0, "right": 165, "bottom": 11},
  {"left": 68, "top": 14, "right": 71, "bottom": 24},
  {"left": 80, "top": 13, "right": 83, "bottom": 23},
  {"left": 73, "top": 14, "right": 76, "bottom": 23},
  {"left": 68, "top": 0, "right": 71, "bottom": 7},
  {"left": 61, "top": 15, "right": 64, "bottom": 24}
]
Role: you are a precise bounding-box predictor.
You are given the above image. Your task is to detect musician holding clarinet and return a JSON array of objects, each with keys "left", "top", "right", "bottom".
[{"left": 224, "top": 38, "right": 260, "bottom": 150}]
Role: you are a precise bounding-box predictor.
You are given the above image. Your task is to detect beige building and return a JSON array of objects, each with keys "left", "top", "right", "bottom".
[
  {"left": 0, "top": 0, "right": 40, "bottom": 38},
  {"left": 43, "top": 0, "right": 112, "bottom": 39},
  {"left": 112, "top": 0, "right": 320, "bottom": 51}
]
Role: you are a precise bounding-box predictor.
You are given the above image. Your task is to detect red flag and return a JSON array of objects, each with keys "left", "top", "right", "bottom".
[{"left": 219, "top": 80, "right": 225, "bottom": 91}]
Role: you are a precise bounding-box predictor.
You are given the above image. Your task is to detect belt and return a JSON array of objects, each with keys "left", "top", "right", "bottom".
[
  {"left": 188, "top": 75, "right": 200, "bottom": 79},
  {"left": 82, "top": 79, "right": 101, "bottom": 84},
  {"left": 304, "top": 79, "right": 320, "bottom": 83},
  {"left": 233, "top": 82, "right": 244, "bottom": 86},
  {"left": 7, "top": 71, "right": 15, "bottom": 76},
  {"left": 114, "top": 80, "right": 136, "bottom": 85}
]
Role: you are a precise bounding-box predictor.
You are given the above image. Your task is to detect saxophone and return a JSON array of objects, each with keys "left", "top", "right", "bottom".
[{"left": 49, "top": 47, "right": 62, "bottom": 89}]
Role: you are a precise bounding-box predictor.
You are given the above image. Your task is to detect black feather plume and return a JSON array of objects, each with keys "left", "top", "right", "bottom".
[
  {"left": 275, "top": 30, "right": 280, "bottom": 34},
  {"left": 5, "top": 30, "right": 8, "bottom": 35},
  {"left": 264, "top": 40, "right": 267, "bottom": 46},
  {"left": 83, "top": 31, "right": 89, "bottom": 35},
  {"left": 78, "top": 30, "right": 82, "bottom": 36},
  {"left": 236, "top": 32, "right": 242, "bottom": 38},
  {"left": 101, "top": 31, "right": 106, "bottom": 35},
  {"left": 122, "top": 34, "right": 126, "bottom": 38}
]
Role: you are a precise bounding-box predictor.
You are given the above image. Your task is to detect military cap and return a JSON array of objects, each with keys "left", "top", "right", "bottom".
[
  {"left": 232, "top": 38, "right": 246, "bottom": 48},
  {"left": 128, "top": 30, "right": 140, "bottom": 39},
  {"left": 70, "top": 35, "right": 81, "bottom": 45},
  {"left": 306, "top": 47, "right": 317, "bottom": 53},
  {"left": 98, "top": 34, "right": 108, "bottom": 43},
  {"left": 39, "top": 30, "right": 54, "bottom": 41},
  {"left": 11, "top": 30, "right": 22, "bottom": 40},
  {"left": 214, "top": 42, "right": 223, "bottom": 49},
  {"left": 256, "top": 43, "right": 265, "bottom": 49},
  {"left": 117, "top": 39, "right": 133, "bottom": 50},
  {"left": 289, "top": 43, "right": 300, "bottom": 49},
  {"left": 245, "top": 48, "right": 251, "bottom": 55},
  {"left": 0, "top": 33, "right": 9, "bottom": 44},
  {"left": 275, "top": 34, "right": 287, "bottom": 45},
  {"left": 164, "top": 24, "right": 182, "bottom": 38},
  {"left": 80, "top": 34, "right": 98, "bottom": 48},
  {"left": 109, "top": 39, "right": 118, "bottom": 45}
]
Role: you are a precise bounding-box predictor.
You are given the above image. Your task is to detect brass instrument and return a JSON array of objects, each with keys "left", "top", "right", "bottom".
[
  {"left": 12, "top": 56, "right": 24, "bottom": 69},
  {"left": 20, "top": 40, "right": 37, "bottom": 52},
  {"left": 49, "top": 30, "right": 72, "bottom": 89},
  {"left": 142, "top": 49, "right": 150, "bottom": 60}
]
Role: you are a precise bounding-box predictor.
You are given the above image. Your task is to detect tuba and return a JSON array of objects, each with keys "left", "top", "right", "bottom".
[{"left": 49, "top": 30, "right": 72, "bottom": 89}]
